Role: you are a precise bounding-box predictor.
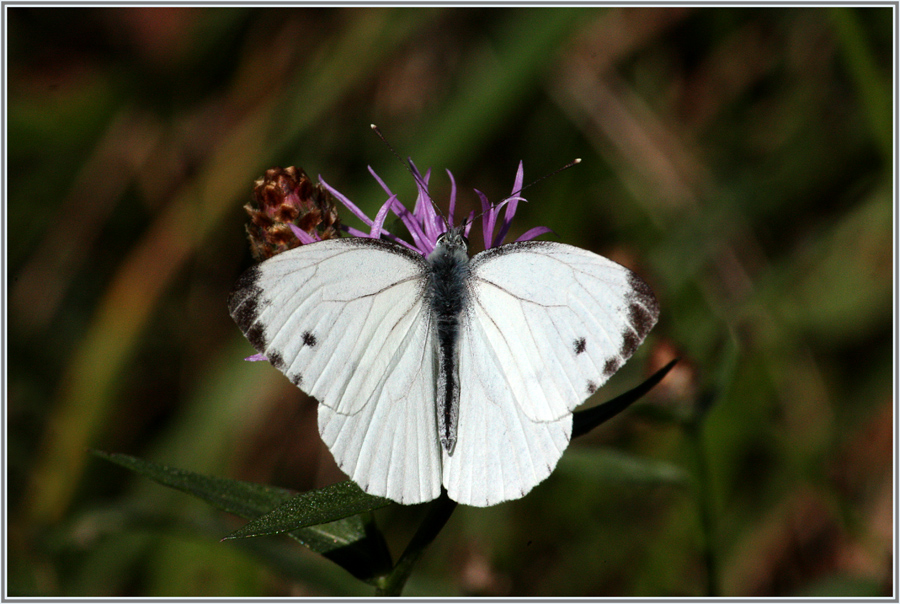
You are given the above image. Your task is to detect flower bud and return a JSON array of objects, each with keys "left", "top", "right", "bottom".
[{"left": 244, "top": 166, "right": 341, "bottom": 261}]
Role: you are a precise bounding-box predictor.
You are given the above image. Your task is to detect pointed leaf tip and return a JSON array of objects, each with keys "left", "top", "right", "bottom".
[
  {"left": 224, "top": 480, "right": 392, "bottom": 540},
  {"left": 91, "top": 450, "right": 394, "bottom": 584},
  {"left": 572, "top": 359, "right": 678, "bottom": 438}
]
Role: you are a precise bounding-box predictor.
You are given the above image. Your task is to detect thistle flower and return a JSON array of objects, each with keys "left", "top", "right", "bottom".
[{"left": 308, "top": 160, "right": 553, "bottom": 255}]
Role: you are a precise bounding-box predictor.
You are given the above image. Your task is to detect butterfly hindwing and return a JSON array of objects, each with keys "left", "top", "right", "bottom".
[
  {"left": 228, "top": 238, "right": 443, "bottom": 504},
  {"left": 444, "top": 316, "right": 573, "bottom": 507}
]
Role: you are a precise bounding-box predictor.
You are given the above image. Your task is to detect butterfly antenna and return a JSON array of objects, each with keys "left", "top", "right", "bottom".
[
  {"left": 469, "top": 158, "right": 582, "bottom": 224},
  {"left": 510, "top": 157, "right": 581, "bottom": 201},
  {"left": 370, "top": 124, "right": 449, "bottom": 225}
]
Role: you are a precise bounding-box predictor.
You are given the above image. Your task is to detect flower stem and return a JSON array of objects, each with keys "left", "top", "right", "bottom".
[{"left": 375, "top": 492, "right": 457, "bottom": 596}]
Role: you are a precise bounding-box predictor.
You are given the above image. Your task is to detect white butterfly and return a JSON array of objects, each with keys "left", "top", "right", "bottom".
[{"left": 228, "top": 164, "right": 659, "bottom": 507}]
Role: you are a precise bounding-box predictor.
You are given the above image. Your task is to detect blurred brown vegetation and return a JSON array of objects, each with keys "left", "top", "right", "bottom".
[{"left": 7, "top": 6, "right": 893, "bottom": 596}]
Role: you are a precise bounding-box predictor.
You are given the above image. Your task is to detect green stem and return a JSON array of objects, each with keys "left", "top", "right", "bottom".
[
  {"left": 360, "top": 511, "right": 395, "bottom": 579},
  {"left": 687, "top": 415, "right": 719, "bottom": 597},
  {"left": 375, "top": 492, "right": 458, "bottom": 596}
]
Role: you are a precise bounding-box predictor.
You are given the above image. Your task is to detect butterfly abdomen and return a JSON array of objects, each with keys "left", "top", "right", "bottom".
[{"left": 427, "top": 230, "right": 470, "bottom": 453}]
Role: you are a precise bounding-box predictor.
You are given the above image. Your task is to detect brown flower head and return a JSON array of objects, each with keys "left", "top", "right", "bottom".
[{"left": 244, "top": 166, "right": 341, "bottom": 261}]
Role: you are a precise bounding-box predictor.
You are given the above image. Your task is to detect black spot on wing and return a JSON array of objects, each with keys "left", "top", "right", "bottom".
[
  {"left": 587, "top": 381, "right": 598, "bottom": 395},
  {"left": 574, "top": 337, "right": 586, "bottom": 355},
  {"left": 267, "top": 350, "right": 285, "bottom": 370},
  {"left": 620, "top": 331, "right": 640, "bottom": 359},
  {"left": 266, "top": 350, "right": 300, "bottom": 385},
  {"left": 246, "top": 322, "right": 268, "bottom": 352},
  {"left": 603, "top": 357, "right": 622, "bottom": 377}
]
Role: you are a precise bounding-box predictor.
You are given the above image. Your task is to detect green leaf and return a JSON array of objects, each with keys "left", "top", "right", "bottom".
[
  {"left": 224, "top": 481, "right": 392, "bottom": 540},
  {"left": 91, "top": 450, "right": 295, "bottom": 517},
  {"left": 91, "top": 451, "right": 393, "bottom": 584},
  {"left": 572, "top": 359, "right": 678, "bottom": 438}
]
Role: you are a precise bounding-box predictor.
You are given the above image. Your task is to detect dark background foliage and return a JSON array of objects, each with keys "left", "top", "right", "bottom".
[{"left": 7, "top": 6, "right": 893, "bottom": 596}]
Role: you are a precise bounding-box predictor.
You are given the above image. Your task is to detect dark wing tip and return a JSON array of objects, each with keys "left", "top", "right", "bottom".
[
  {"left": 625, "top": 271, "right": 660, "bottom": 342},
  {"left": 617, "top": 271, "right": 660, "bottom": 361},
  {"left": 626, "top": 271, "right": 660, "bottom": 330},
  {"left": 228, "top": 265, "right": 268, "bottom": 352},
  {"left": 228, "top": 265, "right": 263, "bottom": 318}
]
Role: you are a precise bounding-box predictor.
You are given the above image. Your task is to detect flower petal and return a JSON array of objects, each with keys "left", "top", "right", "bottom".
[
  {"left": 493, "top": 161, "right": 526, "bottom": 247},
  {"left": 409, "top": 161, "right": 442, "bottom": 246},
  {"left": 516, "top": 225, "right": 553, "bottom": 242},
  {"left": 367, "top": 165, "right": 394, "bottom": 198},
  {"left": 289, "top": 223, "right": 319, "bottom": 245},
  {"left": 463, "top": 211, "right": 475, "bottom": 238},
  {"left": 319, "top": 176, "right": 377, "bottom": 230},
  {"left": 342, "top": 219, "right": 419, "bottom": 252},
  {"left": 446, "top": 169, "right": 458, "bottom": 228},
  {"left": 370, "top": 195, "right": 397, "bottom": 238},
  {"left": 393, "top": 199, "right": 431, "bottom": 254},
  {"left": 323, "top": 171, "right": 422, "bottom": 251},
  {"left": 473, "top": 189, "right": 490, "bottom": 249}
]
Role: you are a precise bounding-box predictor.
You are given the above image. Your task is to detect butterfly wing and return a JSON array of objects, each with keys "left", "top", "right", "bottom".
[
  {"left": 228, "top": 238, "right": 443, "bottom": 504},
  {"left": 443, "top": 240, "right": 659, "bottom": 506}
]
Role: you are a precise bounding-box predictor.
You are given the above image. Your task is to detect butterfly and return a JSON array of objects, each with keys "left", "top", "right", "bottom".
[{"left": 227, "top": 163, "right": 659, "bottom": 507}]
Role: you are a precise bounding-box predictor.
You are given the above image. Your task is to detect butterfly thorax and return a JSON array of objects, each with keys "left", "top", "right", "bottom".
[{"left": 427, "top": 228, "right": 470, "bottom": 454}]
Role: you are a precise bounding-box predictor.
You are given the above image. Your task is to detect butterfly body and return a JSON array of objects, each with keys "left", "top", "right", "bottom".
[
  {"left": 229, "top": 231, "right": 658, "bottom": 506},
  {"left": 426, "top": 228, "right": 470, "bottom": 453}
]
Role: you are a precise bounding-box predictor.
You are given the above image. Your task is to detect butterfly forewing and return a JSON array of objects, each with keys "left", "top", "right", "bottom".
[
  {"left": 228, "top": 238, "right": 443, "bottom": 504},
  {"left": 465, "top": 241, "right": 660, "bottom": 422}
]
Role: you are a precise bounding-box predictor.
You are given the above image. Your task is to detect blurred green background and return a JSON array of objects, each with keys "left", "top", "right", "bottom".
[{"left": 8, "top": 6, "right": 893, "bottom": 597}]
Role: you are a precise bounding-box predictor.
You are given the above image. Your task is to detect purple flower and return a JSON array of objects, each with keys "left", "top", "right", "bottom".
[{"left": 298, "top": 160, "right": 552, "bottom": 255}]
